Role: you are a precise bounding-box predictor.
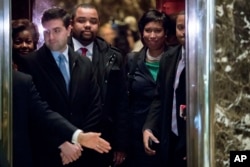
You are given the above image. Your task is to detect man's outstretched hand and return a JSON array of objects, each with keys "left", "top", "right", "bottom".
[{"left": 78, "top": 132, "right": 111, "bottom": 153}]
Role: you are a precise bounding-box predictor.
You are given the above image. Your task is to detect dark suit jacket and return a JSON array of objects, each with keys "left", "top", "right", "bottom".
[
  {"left": 20, "top": 44, "right": 102, "bottom": 167},
  {"left": 68, "top": 37, "right": 129, "bottom": 153},
  {"left": 13, "top": 71, "right": 78, "bottom": 167},
  {"left": 143, "top": 45, "right": 186, "bottom": 166},
  {"left": 126, "top": 46, "right": 170, "bottom": 166}
]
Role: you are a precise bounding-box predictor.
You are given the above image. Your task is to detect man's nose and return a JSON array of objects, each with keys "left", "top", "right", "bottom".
[{"left": 84, "top": 21, "right": 91, "bottom": 27}]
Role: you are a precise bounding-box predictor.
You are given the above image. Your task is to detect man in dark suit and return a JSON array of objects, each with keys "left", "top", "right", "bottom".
[
  {"left": 68, "top": 3, "right": 129, "bottom": 166},
  {"left": 20, "top": 7, "right": 103, "bottom": 167},
  {"left": 13, "top": 70, "right": 111, "bottom": 167},
  {"left": 143, "top": 11, "right": 187, "bottom": 167}
]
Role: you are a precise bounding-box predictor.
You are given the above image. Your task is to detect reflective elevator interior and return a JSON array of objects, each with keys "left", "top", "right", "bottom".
[{"left": 1, "top": 0, "right": 250, "bottom": 167}]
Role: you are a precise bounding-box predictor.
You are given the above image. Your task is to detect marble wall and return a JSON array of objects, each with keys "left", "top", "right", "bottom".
[{"left": 215, "top": 0, "right": 250, "bottom": 166}]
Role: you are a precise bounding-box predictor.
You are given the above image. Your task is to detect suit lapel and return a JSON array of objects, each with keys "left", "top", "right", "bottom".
[
  {"left": 162, "top": 45, "right": 183, "bottom": 99},
  {"left": 68, "top": 47, "right": 80, "bottom": 101},
  {"left": 137, "top": 48, "right": 156, "bottom": 84},
  {"left": 37, "top": 45, "right": 69, "bottom": 97}
]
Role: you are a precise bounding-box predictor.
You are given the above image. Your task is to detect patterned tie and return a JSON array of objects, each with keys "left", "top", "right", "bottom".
[
  {"left": 58, "top": 54, "right": 69, "bottom": 92},
  {"left": 171, "top": 53, "right": 185, "bottom": 136},
  {"left": 80, "top": 48, "right": 88, "bottom": 56}
]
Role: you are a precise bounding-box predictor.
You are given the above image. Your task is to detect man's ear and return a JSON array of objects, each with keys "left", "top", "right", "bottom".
[
  {"left": 70, "top": 19, "right": 73, "bottom": 26},
  {"left": 67, "top": 25, "right": 72, "bottom": 36}
]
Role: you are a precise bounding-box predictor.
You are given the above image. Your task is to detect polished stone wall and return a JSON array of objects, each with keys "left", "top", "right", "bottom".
[{"left": 215, "top": 0, "right": 250, "bottom": 166}]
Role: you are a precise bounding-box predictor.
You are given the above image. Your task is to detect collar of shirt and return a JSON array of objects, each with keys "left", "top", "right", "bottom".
[
  {"left": 51, "top": 45, "right": 69, "bottom": 66},
  {"left": 72, "top": 37, "right": 94, "bottom": 56}
]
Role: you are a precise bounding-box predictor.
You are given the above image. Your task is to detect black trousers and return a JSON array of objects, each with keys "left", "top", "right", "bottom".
[{"left": 168, "top": 132, "right": 187, "bottom": 167}]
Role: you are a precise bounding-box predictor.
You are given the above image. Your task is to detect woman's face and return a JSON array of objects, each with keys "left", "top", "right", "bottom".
[
  {"left": 142, "top": 21, "right": 166, "bottom": 50},
  {"left": 12, "top": 30, "right": 35, "bottom": 56}
]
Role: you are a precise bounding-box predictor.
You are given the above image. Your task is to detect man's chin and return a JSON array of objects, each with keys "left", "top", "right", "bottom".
[
  {"left": 80, "top": 36, "right": 94, "bottom": 43},
  {"left": 81, "top": 35, "right": 93, "bottom": 40},
  {"left": 179, "top": 39, "right": 185, "bottom": 45}
]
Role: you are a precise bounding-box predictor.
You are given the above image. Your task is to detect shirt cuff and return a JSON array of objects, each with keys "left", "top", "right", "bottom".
[
  {"left": 144, "top": 129, "right": 152, "bottom": 133},
  {"left": 72, "top": 129, "right": 83, "bottom": 144}
]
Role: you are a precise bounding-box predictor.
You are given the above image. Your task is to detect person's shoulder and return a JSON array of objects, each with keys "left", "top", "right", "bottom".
[
  {"left": 95, "top": 36, "right": 108, "bottom": 49},
  {"left": 26, "top": 44, "right": 47, "bottom": 60},
  {"left": 13, "top": 71, "right": 32, "bottom": 86},
  {"left": 127, "top": 51, "right": 138, "bottom": 59},
  {"left": 160, "top": 45, "right": 178, "bottom": 60},
  {"left": 109, "top": 45, "right": 122, "bottom": 55},
  {"left": 126, "top": 47, "right": 145, "bottom": 61},
  {"left": 167, "top": 44, "right": 182, "bottom": 53},
  {"left": 95, "top": 37, "right": 122, "bottom": 54},
  {"left": 162, "top": 44, "right": 182, "bottom": 58},
  {"left": 13, "top": 70, "right": 31, "bottom": 79}
]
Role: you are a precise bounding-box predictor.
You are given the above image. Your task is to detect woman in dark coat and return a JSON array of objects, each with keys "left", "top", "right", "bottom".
[{"left": 126, "top": 9, "right": 171, "bottom": 167}]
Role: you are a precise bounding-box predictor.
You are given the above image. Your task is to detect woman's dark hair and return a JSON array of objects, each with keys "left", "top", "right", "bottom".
[
  {"left": 12, "top": 19, "right": 40, "bottom": 49},
  {"left": 138, "top": 9, "right": 171, "bottom": 42}
]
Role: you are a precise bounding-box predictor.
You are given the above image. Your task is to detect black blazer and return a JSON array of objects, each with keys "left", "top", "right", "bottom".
[
  {"left": 68, "top": 37, "right": 129, "bottom": 152},
  {"left": 13, "top": 71, "right": 77, "bottom": 167},
  {"left": 143, "top": 45, "right": 186, "bottom": 166},
  {"left": 20, "top": 44, "right": 102, "bottom": 166}
]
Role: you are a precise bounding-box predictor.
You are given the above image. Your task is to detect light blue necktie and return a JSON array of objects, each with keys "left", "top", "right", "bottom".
[
  {"left": 171, "top": 53, "right": 185, "bottom": 136},
  {"left": 58, "top": 54, "right": 69, "bottom": 92}
]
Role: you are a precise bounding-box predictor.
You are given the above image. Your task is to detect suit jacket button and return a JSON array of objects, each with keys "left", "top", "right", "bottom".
[{"left": 105, "top": 80, "right": 108, "bottom": 83}]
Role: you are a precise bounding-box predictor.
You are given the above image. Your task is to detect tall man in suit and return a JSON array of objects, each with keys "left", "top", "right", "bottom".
[
  {"left": 68, "top": 3, "right": 129, "bottom": 166},
  {"left": 20, "top": 7, "right": 103, "bottom": 167},
  {"left": 143, "top": 11, "right": 187, "bottom": 167},
  {"left": 12, "top": 70, "right": 111, "bottom": 167}
]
